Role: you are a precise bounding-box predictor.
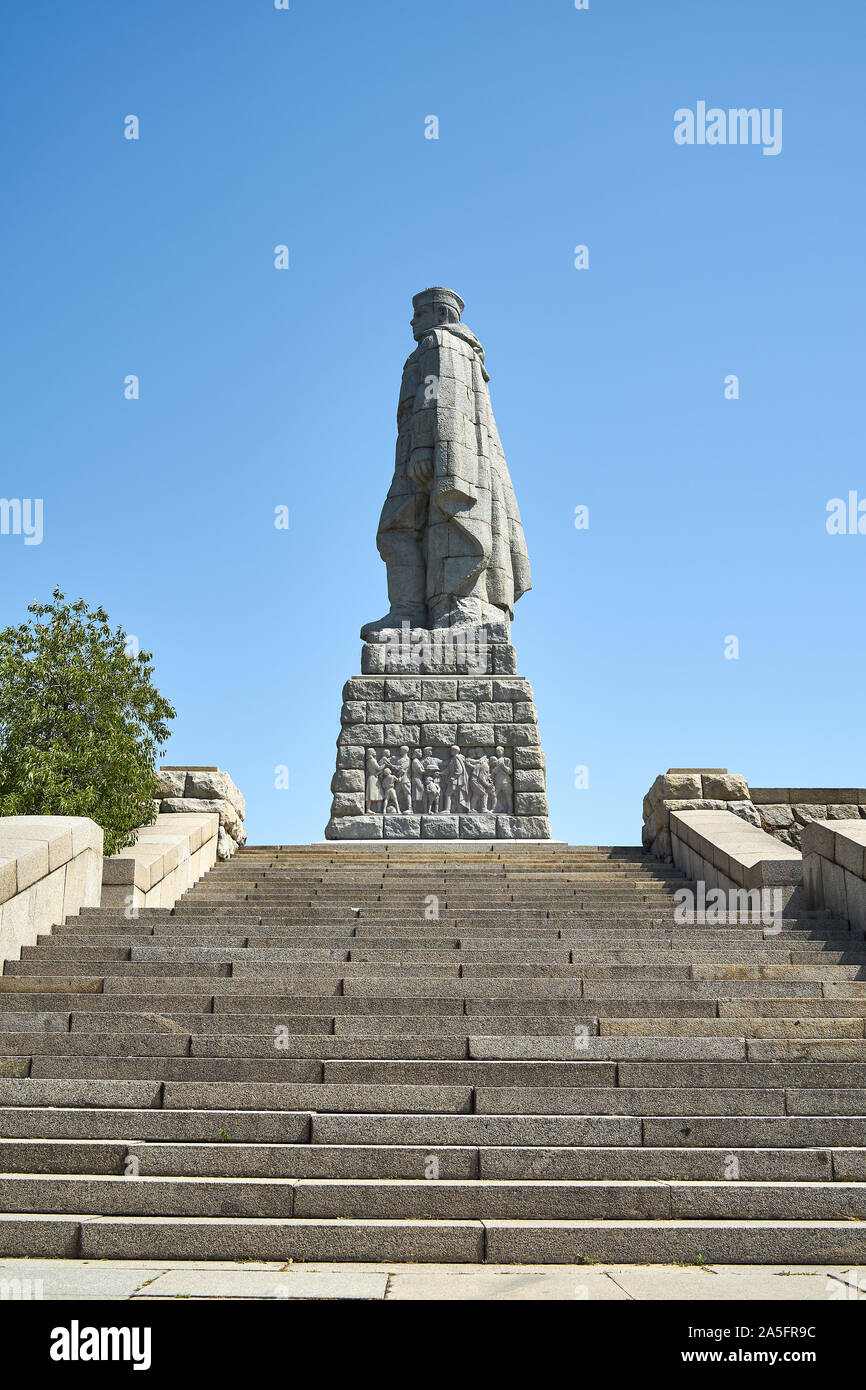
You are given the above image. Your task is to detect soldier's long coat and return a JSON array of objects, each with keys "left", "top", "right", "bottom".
[{"left": 376, "top": 322, "right": 532, "bottom": 617}]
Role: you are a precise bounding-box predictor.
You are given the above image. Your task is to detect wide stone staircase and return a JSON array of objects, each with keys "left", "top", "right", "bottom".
[{"left": 1, "top": 842, "right": 865, "bottom": 1263}]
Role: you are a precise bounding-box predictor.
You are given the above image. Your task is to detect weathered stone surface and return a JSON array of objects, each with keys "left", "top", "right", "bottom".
[
  {"left": 402, "top": 702, "right": 440, "bottom": 724},
  {"left": 343, "top": 677, "right": 385, "bottom": 702},
  {"left": 458, "top": 680, "right": 493, "bottom": 702},
  {"left": 421, "top": 815, "right": 459, "bottom": 839},
  {"left": 161, "top": 797, "right": 243, "bottom": 842},
  {"left": 154, "top": 769, "right": 186, "bottom": 798},
  {"left": 457, "top": 723, "right": 495, "bottom": 746},
  {"left": 646, "top": 773, "right": 702, "bottom": 810},
  {"left": 476, "top": 703, "right": 512, "bottom": 724},
  {"left": 340, "top": 701, "right": 367, "bottom": 725},
  {"left": 330, "top": 793, "right": 366, "bottom": 818},
  {"left": 702, "top": 773, "right": 750, "bottom": 801},
  {"left": 512, "top": 817, "right": 552, "bottom": 839},
  {"left": 324, "top": 815, "right": 382, "bottom": 840},
  {"left": 492, "top": 645, "right": 518, "bottom": 674},
  {"left": 331, "top": 769, "right": 365, "bottom": 794},
  {"left": 184, "top": 770, "right": 246, "bottom": 820},
  {"left": 495, "top": 723, "right": 539, "bottom": 747},
  {"left": 383, "top": 816, "right": 421, "bottom": 839},
  {"left": 511, "top": 702, "right": 538, "bottom": 723},
  {"left": 422, "top": 679, "right": 459, "bottom": 700},
  {"left": 366, "top": 702, "right": 402, "bottom": 723},
  {"left": 493, "top": 679, "right": 533, "bottom": 702},
  {"left": 337, "top": 723, "right": 385, "bottom": 747},
  {"left": 514, "top": 747, "right": 545, "bottom": 771},
  {"left": 217, "top": 826, "right": 237, "bottom": 861},
  {"left": 384, "top": 723, "right": 420, "bottom": 747},
  {"left": 514, "top": 769, "right": 545, "bottom": 793},
  {"left": 157, "top": 768, "right": 246, "bottom": 861},
  {"left": 384, "top": 680, "right": 421, "bottom": 700},
  {"left": 758, "top": 804, "right": 795, "bottom": 831},
  {"left": 458, "top": 814, "right": 497, "bottom": 839},
  {"left": 336, "top": 746, "right": 366, "bottom": 771}
]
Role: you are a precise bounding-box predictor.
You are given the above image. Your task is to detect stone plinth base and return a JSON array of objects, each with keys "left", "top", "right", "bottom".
[{"left": 324, "top": 639, "right": 551, "bottom": 840}]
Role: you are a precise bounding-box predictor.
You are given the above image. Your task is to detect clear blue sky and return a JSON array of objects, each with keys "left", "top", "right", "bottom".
[{"left": 2, "top": 0, "right": 864, "bottom": 847}]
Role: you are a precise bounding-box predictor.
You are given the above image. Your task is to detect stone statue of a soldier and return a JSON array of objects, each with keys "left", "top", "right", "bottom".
[{"left": 362, "top": 287, "right": 531, "bottom": 637}]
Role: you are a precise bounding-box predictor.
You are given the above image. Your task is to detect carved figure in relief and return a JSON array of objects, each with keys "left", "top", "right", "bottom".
[
  {"left": 365, "top": 747, "right": 387, "bottom": 813},
  {"left": 489, "top": 746, "right": 514, "bottom": 814},
  {"left": 380, "top": 765, "right": 401, "bottom": 815},
  {"left": 442, "top": 745, "right": 470, "bottom": 814},
  {"left": 467, "top": 754, "right": 496, "bottom": 813},
  {"left": 393, "top": 746, "right": 412, "bottom": 813},
  {"left": 411, "top": 748, "right": 426, "bottom": 813}
]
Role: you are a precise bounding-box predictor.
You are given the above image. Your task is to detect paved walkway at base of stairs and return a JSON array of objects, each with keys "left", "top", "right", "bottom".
[{"left": 1, "top": 1259, "right": 864, "bottom": 1300}]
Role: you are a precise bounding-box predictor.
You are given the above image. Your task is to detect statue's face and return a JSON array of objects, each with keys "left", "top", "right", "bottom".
[
  {"left": 411, "top": 302, "right": 438, "bottom": 340},
  {"left": 412, "top": 299, "right": 457, "bottom": 340}
]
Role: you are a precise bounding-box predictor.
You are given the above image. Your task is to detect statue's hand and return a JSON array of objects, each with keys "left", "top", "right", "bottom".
[{"left": 409, "top": 451, "right": 434, "bottom": 489}]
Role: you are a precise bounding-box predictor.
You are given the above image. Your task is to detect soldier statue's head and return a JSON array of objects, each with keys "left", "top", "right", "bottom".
[{"left": 411, "top": 286, "right": 464, "bottom": 340}]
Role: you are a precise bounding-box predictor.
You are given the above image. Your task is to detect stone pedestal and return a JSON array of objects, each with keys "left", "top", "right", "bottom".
[{"left": 325, "top": 624, "right": 550, "bottom": 840}]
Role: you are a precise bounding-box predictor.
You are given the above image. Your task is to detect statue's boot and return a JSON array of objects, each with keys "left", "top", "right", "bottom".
[
  {"left": 360, "top": 607, "right": 427, "bottom": 640},
  {"left": 429, "top": 596, "right": 510, "bottom": 641}
]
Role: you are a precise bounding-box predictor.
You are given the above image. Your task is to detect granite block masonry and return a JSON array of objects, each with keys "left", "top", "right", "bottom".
[
  {"left": 325, "top": 287, "right": 550, "bottom": 840},
  {"left": 642, "top": 767, "right": 866, "bottom": 860},
  {"left": 156, "top": 766, "right": 247, "bottom": 860}
]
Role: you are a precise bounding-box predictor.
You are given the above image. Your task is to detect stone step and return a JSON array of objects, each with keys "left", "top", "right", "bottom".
[
  {"left": 21, "top": 951, "right": 862, "bottom": 971},
  {"left": 483, "top": 1220, "right": 866, "bottom": 1266},
  {"left": 2, "top": 839, "right": 860, "bottom": 1266},
  {"left": 311, "top": 1113, "right": 866, "bottom": 1148},
  {"left": 10, "top": 1208, "right": 852, "bottom": 1261},
  {"left": 22, "top": 1053, "right": 860, "bottom": 1091},
  {"left": 3, "top": 1174, "right": 866, "bottom": 1222},
  {"left": 17, "top": 1053, "right": 864, "bottom": 1090},
  {"left": 0, "top": 1107, "right": 313, "bottom": 1143},
  {"left": 0, "top": 1174, "right": 298, "bottom": 1218},
  {"left": 44, "top": 936, "right": 863, "bottom": 958},
  {"left": 599, "top": 1017, "right": 866, "bottom": 1036},
  {"left": 2, "top": 1137, "right": 854, "bottom": 1181}
]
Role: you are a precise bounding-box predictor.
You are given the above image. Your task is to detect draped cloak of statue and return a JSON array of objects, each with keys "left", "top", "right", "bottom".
[{"left": 364, "top": 287, "right": 532, "bottom": 634}]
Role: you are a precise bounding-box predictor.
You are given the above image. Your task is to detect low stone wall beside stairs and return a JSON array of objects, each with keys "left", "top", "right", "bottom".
[
  {"left": 101, "top": 811, "right": 219, "bottom": 912},
  {"left": 643, "top": 768, "right": 866, "bottom": 858},
  {"left": 0, "top": 816, "right": 103, "bottom": 965},
  {"left": 155, "top": 766, "right": 246, "bottom": 860},
  {"left": 670, "top": 808, "right": 804, "bottom": 915},
  {"left": 802, "top": 819, "right": 866, "bottom": 930}
]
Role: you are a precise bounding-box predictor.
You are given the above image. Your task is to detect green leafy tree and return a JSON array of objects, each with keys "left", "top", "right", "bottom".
[{"left": 0, "top": 588, "right": 176, "bottom": 855}]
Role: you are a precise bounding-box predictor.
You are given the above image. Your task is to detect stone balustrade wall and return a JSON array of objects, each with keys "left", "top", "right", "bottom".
[
  {"left": 155, "top": 766, "right": 246, "bottom": 860},
  {"left": 101, "top": 811, "right": 219, "bottom": 912},
  {"left": 643, "top": 768, "right": 866, "bottom": 859},
  {"left": 0, "top": 816, "right": 103, "bottom": 964},
  {"left": 802, "top": 819, "right": 866, "bottom": 929}
]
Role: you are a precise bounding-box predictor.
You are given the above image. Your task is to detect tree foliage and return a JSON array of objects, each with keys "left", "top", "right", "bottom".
[{"left": 0, "top": 588, "right": 176, "bottom": 855}]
